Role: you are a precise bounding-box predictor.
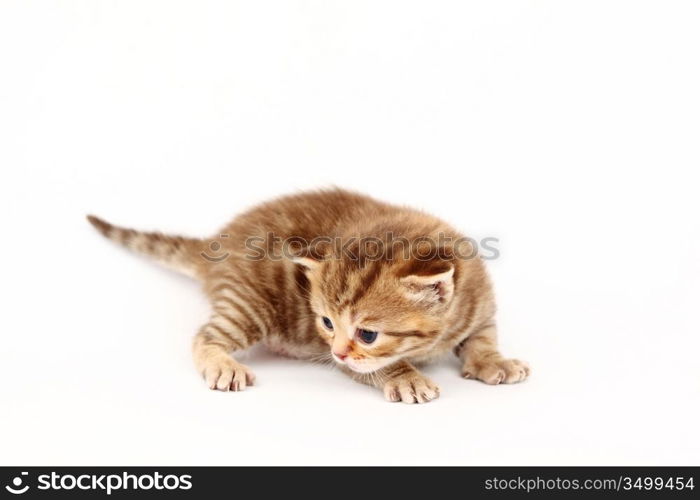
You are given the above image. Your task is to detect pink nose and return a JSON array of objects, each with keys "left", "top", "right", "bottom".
[{"left": 333, "top": 352, "right": 348, "bottom": 361}]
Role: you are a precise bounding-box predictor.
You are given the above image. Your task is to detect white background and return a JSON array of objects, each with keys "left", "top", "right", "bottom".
[{"left": 1, "top": 1, "right": 699, "bottom": 466}]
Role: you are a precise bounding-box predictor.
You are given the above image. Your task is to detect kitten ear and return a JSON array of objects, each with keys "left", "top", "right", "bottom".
[
  {"left": 288, "top": 240, "right": 330, "bottom": 272},
  {"left": 399, "top": 262, "right": 455, "bottom": 305},
  {"left": 290, "top": 255, "right": 322, "bottom": 271}
]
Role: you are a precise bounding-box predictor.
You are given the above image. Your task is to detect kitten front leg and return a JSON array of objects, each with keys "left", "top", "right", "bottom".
[
  {"left": 455, "top": 323, "right": 530, "bottom": 385},
  {"left": 346, "top": 361, "right": 441, "bottom": 404},
  {"left": 192, "top": 309, "right": 260, "bottom": 392}
]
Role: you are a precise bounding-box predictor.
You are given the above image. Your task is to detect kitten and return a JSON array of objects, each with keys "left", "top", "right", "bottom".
[{"left": 88, "top": 189, "right": 529, "bottom": 403}]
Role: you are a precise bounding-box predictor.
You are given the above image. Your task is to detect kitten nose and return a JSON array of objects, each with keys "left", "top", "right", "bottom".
[
  {"left": 332, "top": 337, "right": 351, "bottom": 361},
  {"left": 333, "top": 351, "right": 348, "bottom": 361}
]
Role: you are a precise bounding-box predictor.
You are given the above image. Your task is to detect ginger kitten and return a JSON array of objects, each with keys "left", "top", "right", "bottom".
[{"left": 88, "top": 189, "right": 529, "bottom": 403}]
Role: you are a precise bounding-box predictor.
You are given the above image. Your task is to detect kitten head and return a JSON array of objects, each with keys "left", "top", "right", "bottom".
[{"left": 294, "top": 243, "right": 456, "bottom": 373}]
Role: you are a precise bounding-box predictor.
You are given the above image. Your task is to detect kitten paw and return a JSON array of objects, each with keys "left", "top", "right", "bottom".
[
  {"left": 462, "top": 358, "right": 529, "bottom": 385},
  {"left": 383, "top": 373, "right": 440, "bottom": 404},
  {"left": 201, "top": 356, "right": 256, "bottom": 392}
]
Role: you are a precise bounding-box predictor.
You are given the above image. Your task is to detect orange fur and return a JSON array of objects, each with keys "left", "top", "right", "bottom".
[{"left": 88, "top": 189, "right": 529, "bottom": 403}]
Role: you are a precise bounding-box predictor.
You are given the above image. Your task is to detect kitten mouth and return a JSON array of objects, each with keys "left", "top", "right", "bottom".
[{"left": 331, "top": 353, "right": 382, "bottom": 373}]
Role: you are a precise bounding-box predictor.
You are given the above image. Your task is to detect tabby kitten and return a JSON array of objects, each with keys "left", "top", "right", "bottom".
[{"left": 88, "top": 189, "right": 528, "bottom": 403}]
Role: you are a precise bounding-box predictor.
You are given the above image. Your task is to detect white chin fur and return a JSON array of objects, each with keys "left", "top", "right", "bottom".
[
  {"left": 346, "top": 364, "right": 378, "bottom": 374},
  {"left": 344, "top": 358, "right": 394, "bottom": 374}
]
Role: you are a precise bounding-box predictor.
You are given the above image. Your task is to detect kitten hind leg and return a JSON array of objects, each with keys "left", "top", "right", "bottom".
[{"left": 456, "top": 323, "right": 529, "bottom": 385}]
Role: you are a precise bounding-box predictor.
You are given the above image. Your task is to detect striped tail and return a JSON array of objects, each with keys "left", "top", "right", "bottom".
[{"left": 87, "top": 215, "right": 203, "bottom": 279}]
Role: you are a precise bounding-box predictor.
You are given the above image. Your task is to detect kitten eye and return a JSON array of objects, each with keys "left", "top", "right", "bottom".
[
  {"left": 357, "top": 329, "right": 378, "bottom": 344},
  {"left": 322, "top": 316, "right": 334, "bottom": 331}
]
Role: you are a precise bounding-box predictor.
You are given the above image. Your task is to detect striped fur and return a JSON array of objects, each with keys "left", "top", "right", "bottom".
[
  {"left": 88, "top": 189, "right": 529, "bottom": 403},
  {"left": 86, "top": 215, "right": 202, "bottom": 279}
]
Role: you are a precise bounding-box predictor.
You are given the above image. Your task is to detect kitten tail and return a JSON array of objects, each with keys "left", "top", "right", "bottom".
[{"left": 86, "top": 215, "right": 203, "bottom": 279}]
